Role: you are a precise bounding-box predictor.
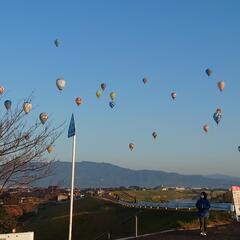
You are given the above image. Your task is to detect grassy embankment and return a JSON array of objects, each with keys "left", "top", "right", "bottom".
[
  {"left": 23, "top": 197, "right": 231, "bottom": 240},
  {"left": 112, "top": 189, "right": 229, "bottom": 202}
]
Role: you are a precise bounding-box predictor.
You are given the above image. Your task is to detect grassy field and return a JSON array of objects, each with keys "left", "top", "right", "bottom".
[
  {"left": 112, "top": 189, "right": 199, "bottom": 202},
  {"left": 112, "top": 189, "right": 229, "bottom": 202},
  {"left": 23, "top": 197, "right": 231, "bottom": 240}
]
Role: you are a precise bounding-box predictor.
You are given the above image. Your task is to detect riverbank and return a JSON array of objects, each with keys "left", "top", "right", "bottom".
[{"left": 22, "top": 197, "right": 232, "bottom": 240}]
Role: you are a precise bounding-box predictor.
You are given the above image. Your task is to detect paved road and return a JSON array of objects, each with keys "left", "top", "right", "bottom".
[{"left": 135, "top": 223, "right": 240, "bottom": 240}]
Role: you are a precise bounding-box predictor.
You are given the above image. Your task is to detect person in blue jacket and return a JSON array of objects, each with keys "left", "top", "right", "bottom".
[{"left": 196, "top": 192, "right": 211, "bottom": 236}]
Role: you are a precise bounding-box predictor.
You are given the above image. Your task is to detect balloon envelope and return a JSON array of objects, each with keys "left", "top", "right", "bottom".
[
  {"left": 152, "top": 132, "right": 157, "bottom": 139},
  {"left": 143, "top": 77, "right": 148, "bottom": 84},
  {"left": 205, "top": 68, "right": 212, "bottom": 76},
  {"left": 96, "top": 90, "right": 102, "bottom": 99},
  {"left": 101, "top": 83, "right": 106, "bottom": 91},
  {"left": 23, "top": 102, "right": 32, "bottom": 114},
  {"left": 4, "top": 100, "right": 12, "bottom": 110},
  {"left": 171, "top": 92, "right": 177, "bottom": 100},
  {"left": 203, "top": 125, "right": 209, "bottom": 133},
  {"left": 0, "top": 86, "right": 5, "bottom": 95},
  {"left": 129, "top": 143, "right": 135, "bottom": 151},
  {"left": 47, "top": 146, "right": 54, "bottom": 153},
  {"left": 218, "top": 81, "right": 225, "bottom": 91},
  {"left": 54, "top": 39, "right": 60, "bottom": 47},
  {"left": 110, "top": 92, "right": 116, "bottom": 101},
  {"left": 213, "top": 112, "right": 221, "bottom": 125},
  {"left": 56, "top": 78, "right": 66, "bottom": 91},
  {"left": 39, "top": 113, "right": 48, "bottom": 125},
  {"left": 24, "top": 133, "right": 30, "bottom": 141},
  {"left": 75, "top": 97, "right": 82, "bottom": 106},
  {"left": 109, "top": 101, "right": 115, "bottom": 108}
]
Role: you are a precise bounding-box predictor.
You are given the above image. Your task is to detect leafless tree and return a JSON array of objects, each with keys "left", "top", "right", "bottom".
[{"left": 0, "top": 99, "right": 64, "bottom": 192}]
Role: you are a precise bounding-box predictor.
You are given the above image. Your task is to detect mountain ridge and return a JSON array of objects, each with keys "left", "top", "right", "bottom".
[{"left": 34, "top": 161, "right": 240, "bottom": 189}]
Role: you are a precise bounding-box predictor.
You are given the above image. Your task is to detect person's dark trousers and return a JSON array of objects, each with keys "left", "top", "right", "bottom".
[{"left": 199, "top": 217, "right": 208, "bottom": 233}]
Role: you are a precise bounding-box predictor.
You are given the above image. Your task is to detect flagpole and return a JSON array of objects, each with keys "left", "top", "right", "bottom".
[{"left": 68, "top": 134, "right": 76, "bottom": 240}]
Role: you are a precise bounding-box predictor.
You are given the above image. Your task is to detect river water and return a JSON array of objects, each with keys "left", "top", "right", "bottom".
[{"left": 119, "top": 199, "right": 234, "bottom": 212}]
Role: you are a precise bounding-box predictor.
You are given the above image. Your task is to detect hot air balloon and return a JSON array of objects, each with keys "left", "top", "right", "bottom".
[
  {"left": 171, "top": 92, "right": 177, "bottom": 100},
  {"left": 24, "top": 133, "right": 30, "bottom": 141},
  {"left": 218, "top": 81, "right": 225, "bottom": 91},
  {"left": 75, "top": 97, "right": 83, "bottom": 106},
  {"left": 143, "top": 77, "right": 148, "bottom": 84},
  {"left": 129, "top": 143, "right": 135, "bottom": 151},
  {"left": 4, "top": 100, "right": 12, "bottom": 110},
  {"left": 213, "top": 112, "right": 221, "bottom": 125},
  {"left": 0, "top": 86, "right": 5, "bottom": 95},
  {"left": 205, "top": 68, "right": 212, "bottom": 77},
  {"left": 23, "top": 102, "right": 32, "bottom": 114},
  {"left": 238, "top": 146, "right": 240, "bottom": 152},
  {"left": 39, "top": 113, "right": 48, "bottom": 125},
  {"left": 47, "top": 145, "right": 54, "bottom": 153},
  {"left": 96, "top": 90, "right": 102, "bottom": 99},
  {"left": 152, "top": 132, "right": 157, "bottom": 139},
  {"left": 203, "top": 125, "right": 209, "bottom": 133},
  {"left": 110, "top": 92, "right": 116, "bottom": 101},
  {"left": 109, "top": 101, "right": 115, "bottom": 109},
  {"left": 101, "top": 83, "right": 106, "bottom": 91},
  {"left": 54, "top": 39, "right": 60, "bottom": 47},
  {"left": 56, "top": 78, "right": 66, "bottom": 91}
]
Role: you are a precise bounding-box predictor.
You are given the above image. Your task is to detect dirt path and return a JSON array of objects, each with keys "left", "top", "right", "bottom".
[{"left": 135, "top": 223, "right": 240, "bottom": 240}]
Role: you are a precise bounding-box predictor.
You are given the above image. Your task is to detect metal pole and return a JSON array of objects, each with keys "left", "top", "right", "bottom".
[
  {"left": 68, "top": 135, "right": 76, "bottom": 240},
  {"left": 135, "top": 215, "right": 138, "bottom": 237}
]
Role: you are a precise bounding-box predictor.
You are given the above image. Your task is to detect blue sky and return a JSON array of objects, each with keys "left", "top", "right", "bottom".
[{"left": 0, "top": 0, "right": 240, "bottom": 176}]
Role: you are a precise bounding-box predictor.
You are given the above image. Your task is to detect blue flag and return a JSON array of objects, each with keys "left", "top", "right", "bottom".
[{"left": 68, "top": 114, "right": 76, "bottom": 138}]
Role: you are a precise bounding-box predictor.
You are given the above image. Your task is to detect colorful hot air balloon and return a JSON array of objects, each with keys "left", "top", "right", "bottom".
[
  {"left": 203, "top": 125, "right": 209, "bottom": 133},
  {"left": 56, "top": 78, "right": 66, "bottom": 91},
  {"left": 54, "top": 39, "right": 60, "bottom": 47},
  {"left": 143, "top": 77, "right": 148, "bottom": 84},
  {"left": 218, "top": 81, "right": 225, "bottom": 91},
  {"left": 129, "top": 143, "right": 135, "bottom": 151},
  {"left": 171, "top": 92, "right": 177, "bottom": 100},
  {"left": 39, "top": 113, "right": 48, "bottom": 125},
  {"left": 0, "top": 86, "right": 5, "bottom": 95},
  {"left": 152, "top": 132, "right": 157, "bottom": 139},
  {"left": 4, "top": 100, "right": 12, "bottom": 110},
  {"left": 109, "top": 101, "right": 115, "bottom": 109},
  {"left": 96, "top": 90, "right": 102, "bottom": 99},
  {"left": 75, "top": 97, "right": 83, "bottom": 106},
  {"left": 47, "top": 145, "right": 54, "bottom": 153},
  {"left": 110, "top": 92, "right": 116, "bottom": 101},
  {"left": 205, "top": 68, "right": 212, "bottom": 77},
  {"left": 101, "top": 83, "right": 106, "bottom": 91},
  {"left": 23, "top": 102, "right": 32, "bottom": 114}
]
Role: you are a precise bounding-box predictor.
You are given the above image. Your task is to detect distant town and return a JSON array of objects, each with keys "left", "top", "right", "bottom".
[{"left": 0, "top": 185, "right": 231, "bottom": 220}]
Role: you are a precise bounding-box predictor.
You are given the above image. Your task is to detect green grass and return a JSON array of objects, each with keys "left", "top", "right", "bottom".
[{"left": 23, "top": 197, "right": 231, "bottom": 240}]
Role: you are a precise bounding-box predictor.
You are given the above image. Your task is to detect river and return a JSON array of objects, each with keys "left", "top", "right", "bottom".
[{"left": 119, "top": 199, "right": 234, "bottom": 212}]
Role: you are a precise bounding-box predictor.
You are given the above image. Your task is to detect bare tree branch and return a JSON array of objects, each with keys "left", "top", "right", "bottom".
[{"left": 0, "top": 98, "right": 65, "bottom": 191}]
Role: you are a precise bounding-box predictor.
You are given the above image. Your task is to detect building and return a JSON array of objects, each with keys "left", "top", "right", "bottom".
[{"left": 57, "top": 194, "right": 68, "bottom": 202}]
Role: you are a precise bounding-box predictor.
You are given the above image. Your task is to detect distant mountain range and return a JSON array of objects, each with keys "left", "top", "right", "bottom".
[{"left": 34, "top": 161, "right": 240, "bottom": 189}]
